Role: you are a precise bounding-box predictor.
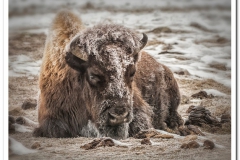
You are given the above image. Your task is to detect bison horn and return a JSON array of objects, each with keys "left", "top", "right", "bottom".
[
  {"left": 65, "top": 33, "right": 88, "bottom": 62},
  {"left": 140, "top": 33, "right": 148, "bottom": 49}
]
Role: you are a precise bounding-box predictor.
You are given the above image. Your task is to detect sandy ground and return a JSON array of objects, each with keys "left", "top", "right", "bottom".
[{"left": 8, "top": 32, "right": 231, "bottom": 159}]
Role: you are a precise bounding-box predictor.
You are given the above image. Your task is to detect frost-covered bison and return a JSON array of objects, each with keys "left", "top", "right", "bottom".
[{"left": 33, "top": 10, "right": 183, "bottom": 139}]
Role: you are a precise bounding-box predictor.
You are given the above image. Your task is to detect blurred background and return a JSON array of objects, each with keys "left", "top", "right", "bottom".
[{"left": 9, "top": 0, "right": 231, "bottom": 87}]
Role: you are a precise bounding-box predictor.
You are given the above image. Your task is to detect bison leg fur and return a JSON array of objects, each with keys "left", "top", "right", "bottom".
[
  {"left": 128, "top": 108, "right": 153, "bottom": 137},
  {"left": 129, "top": 89, "right": 153, "bottom": 137},
  {"left": 33, "top": 118, "right": 72, "bottom": 138},
  {"left": 166, "top": 110, "right": 184, "bottom": 133}
]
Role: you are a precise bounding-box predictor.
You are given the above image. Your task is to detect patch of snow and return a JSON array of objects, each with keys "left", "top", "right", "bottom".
[
  {"left": 111, "top": 139, "right": 132, "bottom": 146},
  {"left": 214, "top": 143, "right": 225, "bottom": 149},
  {"left": 9, "top": 13, "right": 54, "bottom": 32},
  {"left": 156, "top": 129, "right": 184, "bottom": 139},
  {"left": 20, "top": 117, "right": 39, "bottom": 128},
  {"left": 203, "top": 89, "right": 227, "bottom": 97},
  {"left": 9, "top": 0, "right": 230, "bottom": 13},
  {"left": 150, "top": 140, "right": 163, "bottom": 146},
  {"left": 27, "top": 76, "right": 34, "bottom": 80},
  {"left": 13, "top": 124, "right": 33, "bottom": 133},
  {"left": 189, "top": 99, "right": 202, "bottom": 103},
  {"left": 9, "top": 137, "right": 37, "bottom": 155},
  {"left": 9, "top": 55, "right": 41, "bottom": 77}
]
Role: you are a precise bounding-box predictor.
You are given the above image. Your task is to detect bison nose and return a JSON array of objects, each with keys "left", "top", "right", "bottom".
[{"left": 108, "top": 107, "right": 129, "bottom": 126}]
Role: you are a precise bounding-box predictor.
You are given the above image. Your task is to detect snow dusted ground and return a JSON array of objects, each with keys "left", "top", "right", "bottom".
[{"left": 9, "top": 0, "right": 231, "bottom": 88}]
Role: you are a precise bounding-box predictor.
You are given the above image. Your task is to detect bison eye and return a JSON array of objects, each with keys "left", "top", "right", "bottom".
[
  {"left": 89, "top": 74, "right": 100, "bottom": 83},
  {"left": 88, "top": 73, "right": 105, "bottom": 87}
]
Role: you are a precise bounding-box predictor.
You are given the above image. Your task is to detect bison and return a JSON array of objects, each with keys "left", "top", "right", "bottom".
[{"left": 33, "top": 10, "right": 183, "bottom": 139}]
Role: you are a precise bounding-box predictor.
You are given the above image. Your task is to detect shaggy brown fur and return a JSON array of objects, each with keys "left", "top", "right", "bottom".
[
  {"left": 135, "top": 52, "right": 183, "bottom": 131},
  {"left": 33, "top": 10, "right": 182, "bottom": 139}
]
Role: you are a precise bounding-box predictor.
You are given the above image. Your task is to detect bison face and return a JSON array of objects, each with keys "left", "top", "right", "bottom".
[
  {"left": 65, "top": 26, "right": 148, "bottom": 139},
  {"left": 86, "top": 46, "right": 136, "bottom": 139}
]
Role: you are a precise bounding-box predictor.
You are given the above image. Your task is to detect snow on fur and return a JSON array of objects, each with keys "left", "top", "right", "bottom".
[{"left": 69, "top": 23, "right": 142, "bottom": 61}]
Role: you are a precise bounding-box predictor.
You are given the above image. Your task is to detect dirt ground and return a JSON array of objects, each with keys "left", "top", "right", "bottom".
[{"left": 8, "top": 31, "right": 231, "bottom": 159}]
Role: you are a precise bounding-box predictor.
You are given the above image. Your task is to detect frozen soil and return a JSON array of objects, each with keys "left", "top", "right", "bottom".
[{"left": 9, "top": 33, "right": 231, "bottom": 160}]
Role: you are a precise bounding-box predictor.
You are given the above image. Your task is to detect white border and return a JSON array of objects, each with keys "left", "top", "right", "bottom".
[
  {"left": 3, "top": 0, "right": 8, "bottom": 159},
  {"left": 237, "top": 0, "right": 240, "bottom": 159},
  {"left": 231, "top": 0, "right": 237, "bottom": 159},
  {"left": 0, "top": 0, "right": 3, "bottom": 159}
]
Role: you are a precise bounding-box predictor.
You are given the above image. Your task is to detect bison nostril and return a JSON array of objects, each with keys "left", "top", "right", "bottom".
[
  {"left": 108, "top": 112, "right": 129, "bottom": 126},
  {"left": 109, "top": 112, "right": 128, "bottom": 119},
  {"left": 108, "top": 112, "right": 116, "bottom": 120}
]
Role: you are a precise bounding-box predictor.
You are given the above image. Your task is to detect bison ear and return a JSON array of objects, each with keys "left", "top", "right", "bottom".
[
  {"left": 140, "top": 33, "right": 148, "bottom": 50},
  {"left": 65, "top": 52, "right": 87, "bottom": 73}
]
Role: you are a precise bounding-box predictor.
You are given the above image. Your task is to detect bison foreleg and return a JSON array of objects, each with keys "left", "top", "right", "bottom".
[
  {"left": 129, "top": 108, "right": 153, "bottom": 137},
  {"left": 33, "top": 118, "right": 72, "bottom": 138},
  {"left": 129, "top": 87, "right": 153, "bottom": 137},
  {"left": 167, "top": 111, "right": 184, "bottom": 129},
  {"left": 163, "top": 109, "right": 184, "bottom": 135}
]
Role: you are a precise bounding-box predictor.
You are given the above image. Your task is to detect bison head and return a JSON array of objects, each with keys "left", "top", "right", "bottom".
[{"left": 65, "top": 24, "right": 148, "bottom": 139}]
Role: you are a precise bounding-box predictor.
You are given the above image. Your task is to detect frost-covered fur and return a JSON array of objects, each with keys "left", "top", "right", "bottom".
[
  {"left": 66, "top": 23, "right": 142, "bottom": 61},
  {"left": 33, "top": 10, "right": 182, "bottom": 139}
]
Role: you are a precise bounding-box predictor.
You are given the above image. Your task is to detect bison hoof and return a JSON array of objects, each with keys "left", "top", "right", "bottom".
[
  {"left": 178, "top": 126, "right": 191, "bottom": 136},
  {"left": 167, "top": 112, "right": 184, "bottom": 130}
]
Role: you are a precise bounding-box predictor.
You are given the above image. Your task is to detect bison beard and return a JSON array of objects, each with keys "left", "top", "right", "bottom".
[{"left": 33, "top": 10, "right": 183, "bottom": 139}]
